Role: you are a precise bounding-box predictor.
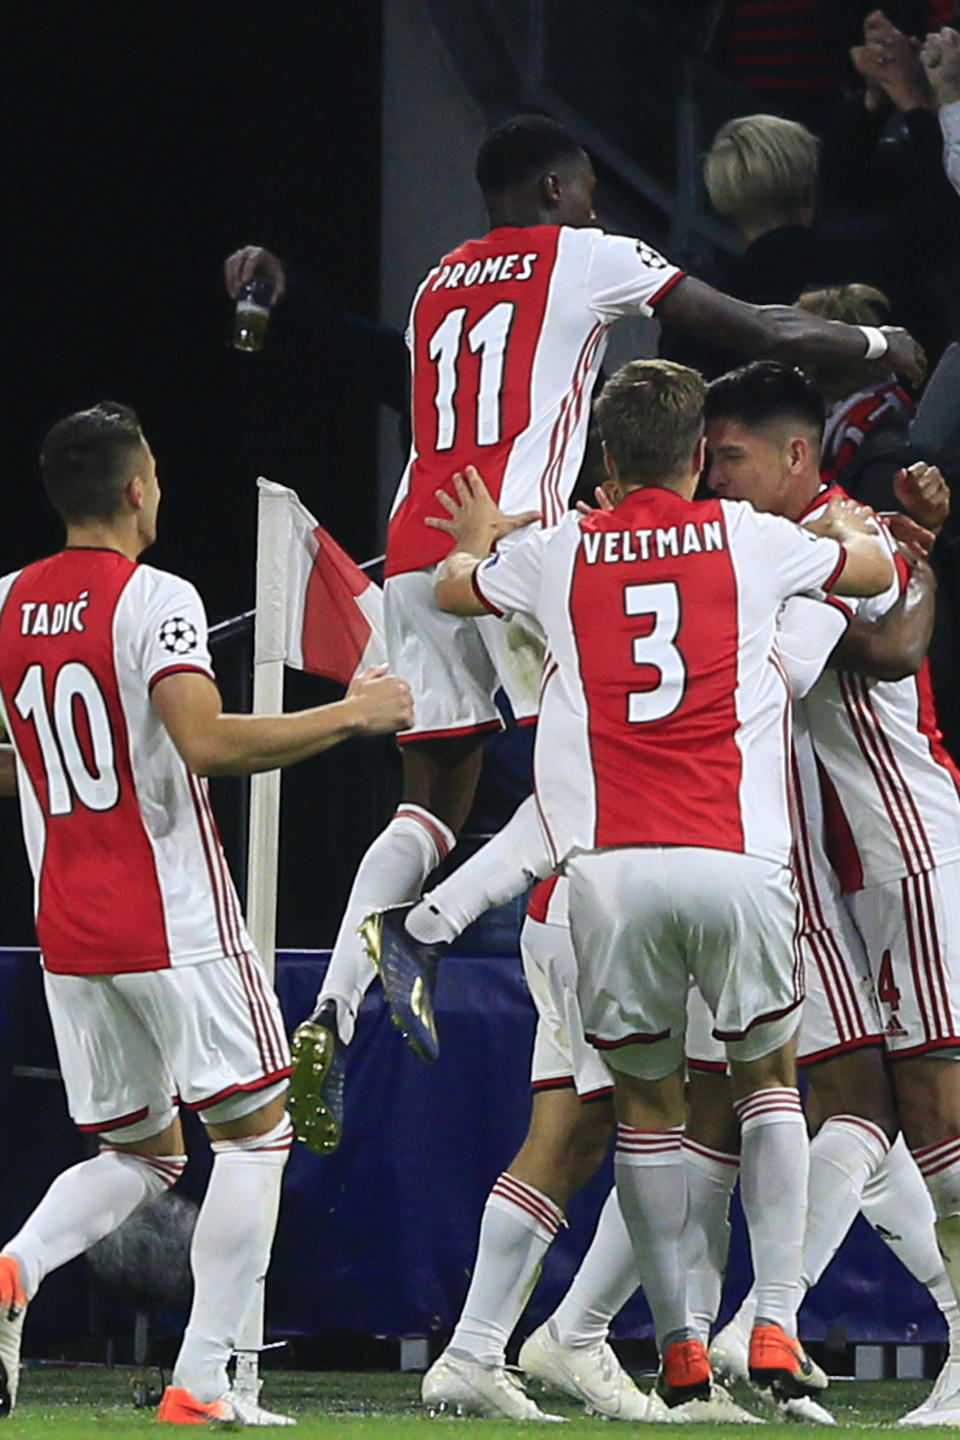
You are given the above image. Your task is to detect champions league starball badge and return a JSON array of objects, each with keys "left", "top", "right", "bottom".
[{"left": 158, "top": 616, "right": 198, "bottom": 654}]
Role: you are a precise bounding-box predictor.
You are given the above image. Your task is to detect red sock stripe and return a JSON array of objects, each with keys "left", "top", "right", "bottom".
[
  {"left": 682, "top": 1137, "right": 741, "bottom": 1168},
  {"left": 733, "top": 1088, "right": 803, "bottom": 1125},
  {"left": 100, "top": 1148, "right": 188, "bottom": 1187},
  {"left": 616, "top": 1125, "right": 684, "bottom": 1159},
  {"left": 913, "top": 1131, "right": 960, "bottom": 1178},
  {"left": 827, "top": 1115, "right": 890, "bottom": 1153},
  {"left": 395, "top": 805, "right": 453, "bottom": 863},
  {"left": 490, "top": 1172, "right": 563, "bottom": 1236}
]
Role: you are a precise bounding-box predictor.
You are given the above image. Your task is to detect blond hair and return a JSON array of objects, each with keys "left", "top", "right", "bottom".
[
  {"left": 795, "top": 284, "right": 892, "bottom": 403},
  {"left": 594, "top": 359, "right": 706, "bottom": 483},
  {"left": 704, "top": 114, "right": 819, "bottom": 236}
]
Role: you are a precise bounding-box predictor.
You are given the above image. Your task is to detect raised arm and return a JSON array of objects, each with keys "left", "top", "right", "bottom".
[
  {"left": 656, "top": 276, "right": 926, "bottom": 387},
  {"left": 151, "top": 666, "right": 412, "bottom": 778}
]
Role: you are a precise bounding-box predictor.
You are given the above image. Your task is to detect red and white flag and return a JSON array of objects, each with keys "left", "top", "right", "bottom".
[{"left": 255, "top": 478, "right": 386, "bottom": 686}]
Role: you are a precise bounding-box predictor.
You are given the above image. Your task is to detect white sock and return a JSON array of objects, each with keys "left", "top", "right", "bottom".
[
  {"left": 733, "top": 1089, "right": 808, "bottom": 1336},
  {"left": 862, "top": 1134, "right": 960, "bottom": 1345},
  {"left": 447, "top": 1173, "right": 563, "bottom": 1367},
  {"left": 406, "top": 795, "right": 549, "bottom": 945},
  {"left": 173, "top": 1116, "right": 293, "bottom": 1402},
  {"left": 318, "top": 805, "right": 454, "bottom": 1042},
  {"left": 614, "top": 1125, "right": 690, "bottom": 1351},
  {"left": 6, "top": 1146, "right": 186, "bottom": 1299},
  {"left": 803, "top": 1115, "right": 890, "bottom": 1289},
  {"left": 682, "top": 1139, "right": 740, "bottom": 1343},
  {"left": 914, "top": 1132, "right": 960, "bottom": 1219},
  {"left": 548, "top": 1187, "right": 641, "bottom": 1347}
]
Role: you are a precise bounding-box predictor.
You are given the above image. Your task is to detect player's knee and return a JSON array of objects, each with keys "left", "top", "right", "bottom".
[
  {"left": 804, "top": 1048, "right": 897, "bottom": 1140},
  {"left": 686, "top": 1069, "right": 739, "bottom": 1153},
  {"left": 203, "top": 1084, "right": 290, "bottom": 1141},
  {"left": 893, "top": 1056, "right": 960, "bottom": 1148}
]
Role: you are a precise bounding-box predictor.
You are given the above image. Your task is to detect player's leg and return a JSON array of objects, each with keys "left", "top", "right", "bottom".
[
  {"left": 849, "top": 865, "right": 960, "bottom": 1319},
  {"left": 684, "top": 993, "right": 741, "bottom": 1348},
  {"left": 138, "top": 957, "right": 294, "bottom": 1425},
  {"left": 422, "top": 1085, "right": 609, "bottom": 1422},
  {"left": 512, "top": 903, "right": 653, "bottom": 1420},
  {"left": 0, "top": 973, "right": 188, "bottom": 1417},
  {"left": 405, "top": 793, "right": 549, "bottom": 945}
]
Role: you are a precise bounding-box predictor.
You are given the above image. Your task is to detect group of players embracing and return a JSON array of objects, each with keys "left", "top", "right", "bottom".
[{"left": 0, "top": 113, "right": 958, "bottom": 1429}]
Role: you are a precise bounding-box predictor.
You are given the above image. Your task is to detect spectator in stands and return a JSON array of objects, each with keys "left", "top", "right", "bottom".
[
  {"left": 922, "top": 25, "right": 960, "bottom": 190},
  {"left": 660, "top": 96, "right": 960, "bottom": 374},
  {"left": 710, "top": 3, "right": 955, "bottom": 132}
]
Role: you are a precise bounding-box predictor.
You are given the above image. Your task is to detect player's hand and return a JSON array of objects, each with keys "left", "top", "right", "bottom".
[
  {"left": 345, "top": 666, "right": 413, "bottom": 736},
  {"left": 922, "top": 27, "right": 960, "bottom": 107},
  {"left": 886, "top": 509, "right": 938, "bottom": 559},
  {"left": 882, "top": 327, "right": 927, "bottom": 387},
  {"left": 894, "top": 462, "right": 949, "bottom": 535},
  {"left": 575, "top": 485, "right": 615, "bottom": 516},
  {"left": 224, "top": 245, "right": 287, "bottom": 302},
  {"left": 426, "top": 465, "right": 541, "bottom": 557},
  {"left": 806, "top": 496, "right": 879, "bottom": 541}
]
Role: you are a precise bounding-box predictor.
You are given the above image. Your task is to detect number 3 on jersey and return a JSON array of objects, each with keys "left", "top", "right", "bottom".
[
  {"left": 428, "top": 302, "right": 515, "bottom": 450},
  {"left": 624, "top": 581, "right": 687, "bottom": 723},
  {"left": 14, "top": 662, "right": 119, "bottom": 815}
]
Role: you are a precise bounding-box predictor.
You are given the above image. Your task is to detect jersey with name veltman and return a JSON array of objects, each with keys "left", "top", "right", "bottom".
[
  {"left": 385, "top": 224, "right": 683, "bottom": 579},
  {"left": 0, "top": 548, "right": 253, "bottom": 976},
  {"left": 472, "top": 490, "right": 845, "bottom": 867}
]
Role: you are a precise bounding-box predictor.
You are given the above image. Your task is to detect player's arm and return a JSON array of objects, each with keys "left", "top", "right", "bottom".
[
  {"left": 803, "top": 498, "right": 896, "bottom": 597},
  {"left": 151, "top": 667, "right": 412, "bottom": 777},
  {"left": 431, "top": 467, "right": 541, "bottom": 616},
  {"left": 832, "top": 554, "right": 936, "bottom": 681},
  {"left": 0, "top": 744, "right": 16, "bottom": 797},
  {"left": 656, "top": 276, "right": 926, "bottom": 387}
]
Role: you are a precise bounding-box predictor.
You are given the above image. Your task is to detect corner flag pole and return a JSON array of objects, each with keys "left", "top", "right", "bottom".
[{"left": 234, "top": 477, "right": 288, "bottom": 1402}]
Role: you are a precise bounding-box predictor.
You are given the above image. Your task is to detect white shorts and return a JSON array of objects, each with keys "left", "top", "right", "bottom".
[
  {"left": 568, "top": 847, "right": 803, "bottom": 1082},
  {"left": 384, "top": 565, "right": 544, "bottom": 742},
  {"left": 685, "top": 892, "right": 883, "bottom": 1074},
  {"left": 847, "top": 859, "right": 960, "bottom": 1057},
  {"left": 522, "top": 882, "right": 614, "bottom": 1101},
  {"left": 44, "top": 953, "right": 291, "bottom": 1140}
]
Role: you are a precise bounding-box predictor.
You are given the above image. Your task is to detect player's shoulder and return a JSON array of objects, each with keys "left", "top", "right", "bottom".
[{"left": 127, "top": 561, "right": 203, "bottom": 605}]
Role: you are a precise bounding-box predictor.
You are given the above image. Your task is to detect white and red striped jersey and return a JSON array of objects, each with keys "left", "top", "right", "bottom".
[
  {"left": 780, "top": 486, "right": 960, "bottom": 890},
  {"left": 385, "top": 224, "right": 683, "bottom": 578},
  {"left": 0, "top": 549, "right": 253, "bottom": 976},
  {"left": 472, "top": 488, "right": 845, "bottom": 866}
]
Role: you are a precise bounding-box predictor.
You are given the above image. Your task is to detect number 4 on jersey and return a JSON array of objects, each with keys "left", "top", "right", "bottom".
[{"left": 877, "top": 949, "right": 902, "bottom": 1010}]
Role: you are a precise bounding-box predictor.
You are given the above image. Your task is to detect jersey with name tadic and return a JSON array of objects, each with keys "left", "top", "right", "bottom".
[
  {"left": 385, "top": 224, "right": 683, "bottom": 578},
  {"left": 0, "top": 549, "right": 254, "bottom": 976},
  {"left": 472, "top": 489, "right": 845, "bottom": 866},
  {"left": 780, "top": 487, "right": 960, "bottom": 889}
]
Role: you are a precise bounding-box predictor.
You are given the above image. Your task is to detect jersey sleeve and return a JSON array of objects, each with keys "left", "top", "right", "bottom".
[
  {"left": 472, "top": 526, "right": 552, "bottom": 621},
  {"left": 137, "top": 573, "right": 215, "bottom": 692},
  {"left": 776, "top": 595, "right": 850, "bottom": 699},
  {"left": 584, "top": 232, "right": 684, "bottom": 321},
  {"left": 732, "top": 505, "right": 848, "bottom": 603}
]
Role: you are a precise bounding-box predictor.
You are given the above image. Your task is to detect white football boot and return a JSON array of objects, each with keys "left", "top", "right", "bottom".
[
  {"left": 519, "top": 1322, "right": 653, "bottom": 1419},
  {"left": 421, "top": 1352, "right": 565, "bottom": 1421}
]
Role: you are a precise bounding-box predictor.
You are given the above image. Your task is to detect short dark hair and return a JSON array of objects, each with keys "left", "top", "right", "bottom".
[
  {"left": 705, "top": 361, "right": 825, "bottom": 441},
  {"left": 475, "top": 115, "right": 584, "bottom": 196},
  {"left": 594, "top": 359, "right": 706, "bottom": 483},
  {"left": 40, "top": 402, "right": 147, "bottom": 524}
]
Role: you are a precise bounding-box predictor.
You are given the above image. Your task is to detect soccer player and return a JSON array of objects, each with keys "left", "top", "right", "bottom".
[
  {"left": 702, "top": 361, "right": 960, "bottom": 1426},
  {"left": 0, "top": 403, "right": 412, "bottom": 1424},
  {"left": 293, "top": 112, "right": 926, "bottom": 1142},
  {"left": 427, "top": 359, "right": 892, "bottom": 1409}
]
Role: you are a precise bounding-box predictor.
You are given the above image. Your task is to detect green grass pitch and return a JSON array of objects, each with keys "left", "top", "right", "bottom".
[{"left": 0, "top": 1366, "right": 939, "bottom": 1437}]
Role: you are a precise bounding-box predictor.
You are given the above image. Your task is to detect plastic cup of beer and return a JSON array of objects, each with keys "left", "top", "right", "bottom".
[{"left": 233, "top": 275, "right": 273, "bottom": 352}]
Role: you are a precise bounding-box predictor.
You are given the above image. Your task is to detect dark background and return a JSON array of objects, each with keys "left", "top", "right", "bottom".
[{"left": 2, "top": 2, "right": 401, "bottom": 946}]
